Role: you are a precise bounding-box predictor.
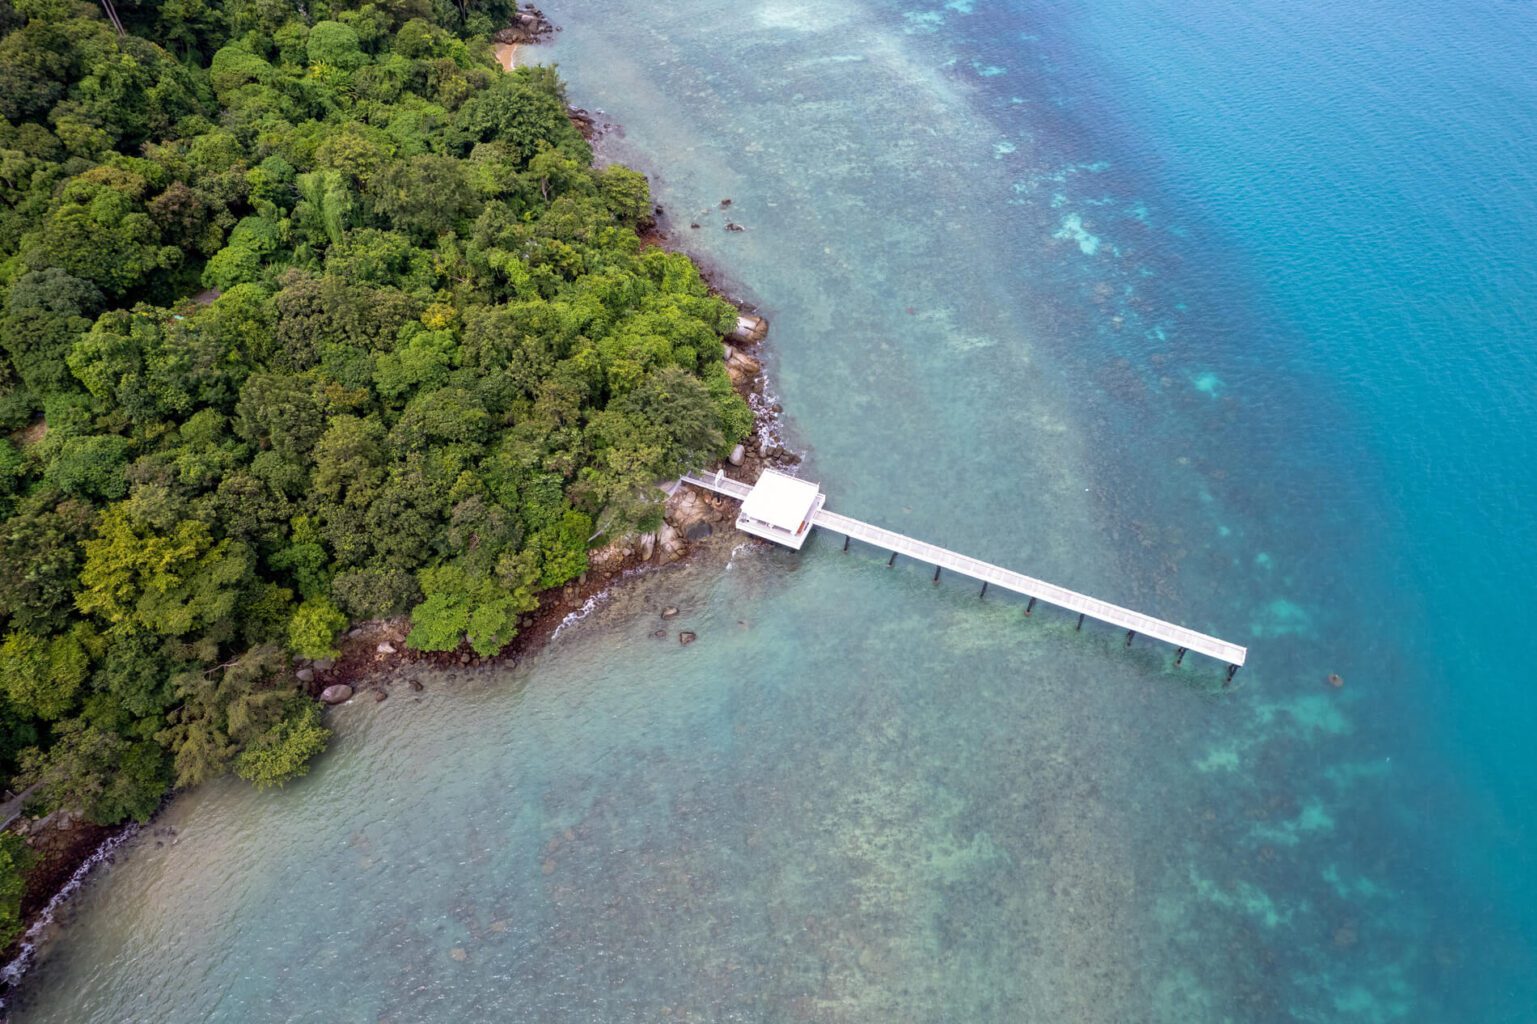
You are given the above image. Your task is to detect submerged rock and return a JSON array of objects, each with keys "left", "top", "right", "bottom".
[
  {"left": 661, "top": 606, "right": 680, "bottom": 619},
  {"left": 684, "top": 521, "right": 713, "bottom": 541},
  {"left": 372, "top": 688, "right": 388, "bottom": 702},
  {"left": 678, "top": 631, "right": 697, "bottom": 646},
  {"left": 1327, "top": 673, "right": 1344, "bottom": 688},
  {"left": 320, "top": 684, "right": 354, "bottom": 705},
  {"left": 409, "top": 678, "right": 425, "bottom": 692}
]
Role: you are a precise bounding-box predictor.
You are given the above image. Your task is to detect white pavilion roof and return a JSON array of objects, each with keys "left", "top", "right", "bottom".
[{"left": 739, "top": 470, "right": 822, "bottom": 532}]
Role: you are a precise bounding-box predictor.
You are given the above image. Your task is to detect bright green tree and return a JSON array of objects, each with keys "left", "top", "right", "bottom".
[
  {"left": 77, "top": 505, "right": 254, "bottom": 639},
  {"left": 287, "top": 597, "right": 347, "bottom": 659},
  {"left": 234, "top": 699, "right": 330, "bottom": 789}
]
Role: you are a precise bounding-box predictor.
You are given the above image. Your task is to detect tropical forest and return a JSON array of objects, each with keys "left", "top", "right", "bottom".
[{"left": 0, "top": 0, "right": 751, "bottom": 937}]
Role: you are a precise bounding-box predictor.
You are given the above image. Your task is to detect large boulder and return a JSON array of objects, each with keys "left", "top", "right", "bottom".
[
  {"left": 320, "top": 684, "right": 354, "bottom": 705},
  {"left": 665, "top": 487, "right": 715, "bottom": 533},
  {"left": 657, "top": 522, "right": 685, "bottom": 563},
  {"left": 730, "top": 314, "right": 769, "bottom": 345},
  {"left": 724, "top": 345, "right": 762, "bottom": 386}
]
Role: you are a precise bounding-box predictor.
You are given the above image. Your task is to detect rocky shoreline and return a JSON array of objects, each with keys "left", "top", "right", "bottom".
[
  {"left": 298, "top": 299, "right": 795, "bottom": 706},
  {"left": 0, "top": 11, "right": 800, "bottom": 987}
]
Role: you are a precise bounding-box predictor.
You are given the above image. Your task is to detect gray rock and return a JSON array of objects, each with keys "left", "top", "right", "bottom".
[
  {"left": 320, "top": 684, "right": 354, "bottom": 705},
  {"left": 638, "top": 532, "right": 656, "bottom": 561},
  {"left": 295, "top": 667, "right": 315, "bottom": 684},
  {"left": 729, "top": 443, "right": 746, "bottom": 466},
  {"left": 313, "top": 658, "right": 336, "bottom": 672},
  {"left": 731, "top": 314, "right": 769, "bottom": 344},
  {"left": 678, "top": 631, "right": 697, "bottom": 646},
  {"left": 376, "top": 641, "right": 396, "bottom": 655},
  {"left": 684, "top": 521, "right": 713, "bottom": 541},
  {"left": 661, "top": 606, "right": 680, "bottom": 619}
]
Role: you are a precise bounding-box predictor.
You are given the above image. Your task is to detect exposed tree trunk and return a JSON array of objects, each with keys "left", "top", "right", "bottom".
[{"left": 98, "top": 0, "right": 126, "bottom": 35}]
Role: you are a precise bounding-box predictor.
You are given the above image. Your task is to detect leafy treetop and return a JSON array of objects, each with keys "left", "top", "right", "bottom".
[{"left": 0, "top": 0, "right": 750, "bottom": 825}]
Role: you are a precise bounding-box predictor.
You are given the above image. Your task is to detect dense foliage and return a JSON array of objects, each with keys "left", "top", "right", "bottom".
[
  {"left": 0, "top": 830, "right": 31, "bottom": 943},
  {"left": 0, "top": 0, "right": 750, "bottom": 824}
]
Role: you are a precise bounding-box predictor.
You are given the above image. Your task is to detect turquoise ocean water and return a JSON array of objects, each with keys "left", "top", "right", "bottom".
[{"left": 9, "top": 0, "right": 1536, "bottom": 1019}]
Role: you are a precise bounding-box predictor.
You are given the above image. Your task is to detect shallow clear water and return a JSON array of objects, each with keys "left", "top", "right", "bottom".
[{"left": 11, "top": 0, "right": 1536, "bottom": 1020}]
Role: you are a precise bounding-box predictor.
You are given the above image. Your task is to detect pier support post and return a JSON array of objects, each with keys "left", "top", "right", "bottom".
[
  {"left": 843, "top": 534, "right": 850, "bottom": 552},
  {"left": 933, "top": 565, "right": 941, "bottom": 584},
  {"left": 1174, "top": 647, "right": 1186, "bottom": 667},
  {"left": 1076, "top": 613, "right": 1085, "bottom": 632},
  {"left": 1025, "top": 597, "right": 1036, "bottom": 616},
  {"left": 1125, "top": 630, "right": 1135, "bottom": 648},
  {"left": 1226, "top": 664, "right": 1239, "bottom": 685},
  {"left": 979, "top": 582, "right": 988, "bottom": 599},
  {"left": 887, "top": 551, "right": 897, "bottom": 567}
]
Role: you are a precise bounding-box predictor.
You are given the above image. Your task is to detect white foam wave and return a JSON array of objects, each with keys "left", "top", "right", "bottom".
[{"left": 0, "top": 824, "right": 141, "bottom": 999}]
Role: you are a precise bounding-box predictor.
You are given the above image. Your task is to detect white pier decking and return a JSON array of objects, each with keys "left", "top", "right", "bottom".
[{"left": 680, "top": 470, "right": 1247, "bottom": 674}]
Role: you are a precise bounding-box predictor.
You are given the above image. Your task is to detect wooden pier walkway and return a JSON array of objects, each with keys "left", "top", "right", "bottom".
[{"left": 680, "top": 472, "right": 1246, "bottom": 674}]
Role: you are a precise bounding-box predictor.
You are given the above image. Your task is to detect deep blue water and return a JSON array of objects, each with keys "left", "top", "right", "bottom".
[
  {"left": 959, "top": 0, "right": 1537, "bottom": 1013},
  {"left": 9, "top": 0, "right": 1536, "bottom": 1020}
]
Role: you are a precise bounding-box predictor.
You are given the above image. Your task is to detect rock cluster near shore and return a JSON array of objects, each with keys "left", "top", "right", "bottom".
[{"left": 492, "top": 4, "right": 555, "bottom": 45}]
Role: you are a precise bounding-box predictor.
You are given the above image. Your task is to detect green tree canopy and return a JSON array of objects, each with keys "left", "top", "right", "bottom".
[{"left": 0, "top": 1, "right": 752, "bottom": 827}]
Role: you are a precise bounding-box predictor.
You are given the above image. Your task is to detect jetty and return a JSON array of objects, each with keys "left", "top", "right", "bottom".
[{"left": 680, "top": 469, "right": 1247, "bottom": 678}]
